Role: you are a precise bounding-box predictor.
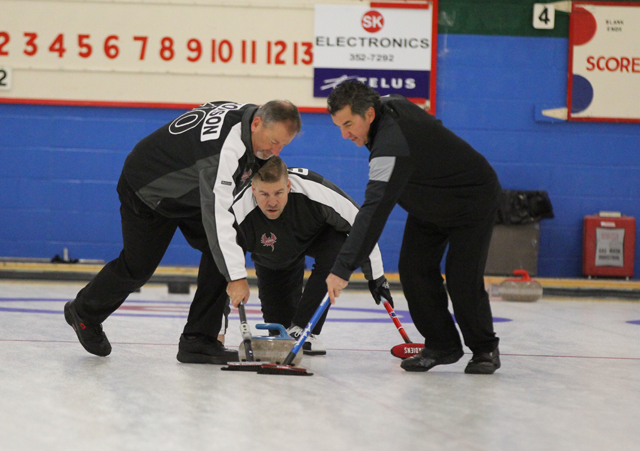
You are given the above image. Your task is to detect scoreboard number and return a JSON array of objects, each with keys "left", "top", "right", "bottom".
[
  {"left": 533, "top": 4, "right": 556, "bottom": 30},
  {"left": 0, "top": 66, "right": 12, "bottom": 91}
]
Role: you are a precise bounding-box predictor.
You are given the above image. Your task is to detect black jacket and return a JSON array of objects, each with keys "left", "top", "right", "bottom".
[
  {"left": 120, "top": 101, "right": 261, "bottom": 282},
  {"left": 232, "top": 168, "right": 385, "bottom": 280},
  {"left": 331, "top": 95, "right": 501, "bottom": 280}
]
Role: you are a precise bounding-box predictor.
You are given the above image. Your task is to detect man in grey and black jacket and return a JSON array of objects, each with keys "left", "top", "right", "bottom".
[
  {"left": 326, "top": 81, "right": 502, "bottom": 375},
  {"left": 64, "top": 100, "right": 301, "bottom": 364}
]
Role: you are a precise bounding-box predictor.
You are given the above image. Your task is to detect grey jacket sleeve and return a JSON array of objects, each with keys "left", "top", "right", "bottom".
[{"left": 330, "top": 120, "right": 412, "bottom": 281}]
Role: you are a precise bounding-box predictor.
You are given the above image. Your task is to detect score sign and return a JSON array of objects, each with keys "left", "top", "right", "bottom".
[
  {"left": 0, "top": 0, "right": 320, "bottom": 108},
  {"left": 568, "top": 1, "right": 640, "bottom": 122}
]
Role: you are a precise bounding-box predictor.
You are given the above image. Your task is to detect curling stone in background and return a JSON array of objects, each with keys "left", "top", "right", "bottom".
[
  {"left": 499, "top": 269, "right": 543, "bottom": 302},
  {"left": 238, "top": 323, "right": 303, "bottom": 365}
]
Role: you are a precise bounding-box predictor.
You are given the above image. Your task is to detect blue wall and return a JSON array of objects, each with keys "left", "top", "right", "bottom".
[{"left": 1, "top": 34, "right": 640, "bottom": 278}]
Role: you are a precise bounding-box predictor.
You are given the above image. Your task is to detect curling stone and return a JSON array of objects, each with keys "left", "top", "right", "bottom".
[
  {"left": 238, "top": 323, "right": 303, "bottom": 365},
  {"left": 499, "top": 269, "right": 543, "bottom": 302}
]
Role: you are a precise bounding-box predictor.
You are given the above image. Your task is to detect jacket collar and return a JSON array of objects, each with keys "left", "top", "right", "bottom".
[
  {"left": 366, "top": 104, "right": 383, "bottom": 151},
  {"left": 241, "top": 105, "right": 259, "bottom": 164}
]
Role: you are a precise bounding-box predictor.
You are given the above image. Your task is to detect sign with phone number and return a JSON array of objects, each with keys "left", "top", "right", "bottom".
[
  {"left": 0, "top": 0, "right": 322, "bottom": 108},
  {"left": 314, "top": 1, "right": 437, "bottom": 114}
]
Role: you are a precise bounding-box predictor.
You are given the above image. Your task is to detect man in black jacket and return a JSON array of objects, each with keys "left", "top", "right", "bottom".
[
  {"left": 64, "top": 100, "right": 301, "bottom": 364},
  {"left": 231, "top": 156, "right": 392, "bottom": 355},
  {"left": 326, "top": 81, "right": 502, "bottom": 374}
]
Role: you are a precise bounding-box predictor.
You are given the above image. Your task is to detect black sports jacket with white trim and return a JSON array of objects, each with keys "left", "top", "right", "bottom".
[
  {"left": 232, "top": 168, "right": 385, "bottom": 280},
  {"left": 120, "top": 101, "right": 261, "bottom": 282},
  {"left": 330, "top": 94, "right": 501, "bottom": 281}
]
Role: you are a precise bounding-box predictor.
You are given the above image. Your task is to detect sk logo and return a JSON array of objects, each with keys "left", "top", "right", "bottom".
[
  {"left": 362, "top": 10, "right": 384, "bottom": 33},
  {"left": 261, "top": 232, "right": 277, "bottom": 251}
]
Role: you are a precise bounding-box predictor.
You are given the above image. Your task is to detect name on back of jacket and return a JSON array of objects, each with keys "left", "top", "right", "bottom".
[{"left": 201, "top": 102, "right": 245, "bottom": 142}]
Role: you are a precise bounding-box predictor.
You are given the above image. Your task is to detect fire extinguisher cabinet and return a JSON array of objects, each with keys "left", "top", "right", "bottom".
[{"left": 582, "top": 213, "right": 635, "bottom": 279}]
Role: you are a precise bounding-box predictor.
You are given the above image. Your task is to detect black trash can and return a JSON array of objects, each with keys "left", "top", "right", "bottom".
[{"left": 485, "top": 190, "right": 554, "bottom": 277}]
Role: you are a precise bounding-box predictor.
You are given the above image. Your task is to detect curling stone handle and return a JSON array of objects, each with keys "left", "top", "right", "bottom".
[
  {"left": 256, "top": 323, "right": 289, "bottom": 338},
  {"left": 512, "top": 269, "right": 532, "bottom": 281}
]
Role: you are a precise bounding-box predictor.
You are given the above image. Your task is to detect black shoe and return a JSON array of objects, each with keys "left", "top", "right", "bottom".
[
  {"left": 465, "top": 348, "right": 501, "bottom": 374},
  {"left": 176, "top": 334, "right": 239, "bottom": 364},
  {"left": 400, "top": 347, "right": 464, "bottom": 372},
  {"left": 64, "top": 301, "right": 111, "bottom": 357}
]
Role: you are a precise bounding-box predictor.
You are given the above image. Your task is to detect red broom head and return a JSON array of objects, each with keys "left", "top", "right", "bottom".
[{"left": 390, "top": 343, "right": 424, "bottom": 359}]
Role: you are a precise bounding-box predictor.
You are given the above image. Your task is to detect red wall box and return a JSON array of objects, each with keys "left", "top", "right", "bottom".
[{"left": 582, "top": 215, "right": 635, "bottom": 278}]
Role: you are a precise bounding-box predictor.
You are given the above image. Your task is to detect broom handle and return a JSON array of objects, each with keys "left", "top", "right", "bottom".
[
  {"left": 237, "top": 302, "right": 254, "bottom": 362},
  {"left": 283, "top": 294, "right": 330, "bottom": 366},
  {"left": 383, "top": 300, "right": 412, "bottom": 344}
]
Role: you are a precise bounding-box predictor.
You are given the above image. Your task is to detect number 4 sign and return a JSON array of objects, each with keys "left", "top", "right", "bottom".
[
  {"left": 0, "top": 66, "right": 12, "bottom": 91},
  {"left": 533, "top": 3, "right": 556, "bottom": 29}
]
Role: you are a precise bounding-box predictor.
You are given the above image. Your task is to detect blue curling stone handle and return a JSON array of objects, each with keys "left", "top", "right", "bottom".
[{"left": 255, "top": 323, "right": 290, "bottom": 340}]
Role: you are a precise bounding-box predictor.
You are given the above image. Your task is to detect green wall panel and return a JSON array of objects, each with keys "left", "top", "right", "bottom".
[
  {"left": 438, "top": 0, "right": 567, "bottom": 37},
  {"left": 438, "top": 0, "right": 639, "bottom": 37}
]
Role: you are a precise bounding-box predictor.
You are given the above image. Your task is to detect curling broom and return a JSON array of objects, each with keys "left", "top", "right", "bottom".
[
  {"left": 383, "top": 300, "right": 424, "bottom": 359},
  {"left": 221, "top": 302, "right": 264, "bottom": 372}
]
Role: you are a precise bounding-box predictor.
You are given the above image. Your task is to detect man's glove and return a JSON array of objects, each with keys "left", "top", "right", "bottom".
[{"left": 368, "top": 276, "right": 393, "bottom": 308}]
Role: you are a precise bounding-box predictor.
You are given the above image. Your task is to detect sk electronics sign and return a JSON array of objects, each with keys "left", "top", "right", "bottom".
[
  {"left": 313, "top": 1, "right": 438, "bottom": 114},
  {"left": 568, "top": 1, "right": 640, "bottom": 122}
]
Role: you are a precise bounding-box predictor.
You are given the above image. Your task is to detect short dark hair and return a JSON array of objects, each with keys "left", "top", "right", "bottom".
[
  {"left": 327, "top": 80, "right": 381, "bottom": 117},
  {"left": 255, "top": 100, "right": 302, "bottom": 135},
  {"left": 253, "top": 156, "right": 288, "bottom": 184}
]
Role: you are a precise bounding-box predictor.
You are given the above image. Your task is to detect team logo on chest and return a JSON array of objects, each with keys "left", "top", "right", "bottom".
[
  {"left": 261, "top": 232, "right": 277, "bottom": 251},
  {"left": 241, "top": 168, "right": 253, "bottom": 184}
]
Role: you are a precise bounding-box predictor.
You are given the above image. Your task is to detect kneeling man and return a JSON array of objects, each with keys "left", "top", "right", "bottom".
[{"left": 232, "top": 156, "right": 393, "bottom": 355}]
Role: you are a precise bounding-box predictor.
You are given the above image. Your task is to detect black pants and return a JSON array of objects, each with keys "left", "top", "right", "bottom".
[
  {"left": 398, "top": 210, "right": 499, "bottom": 354},
  {"left": 72, "top": 179, "right": 228, "bottom": 339},
  {"left": 255, "top": 227, "right": 346, "bottom": 335}
]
